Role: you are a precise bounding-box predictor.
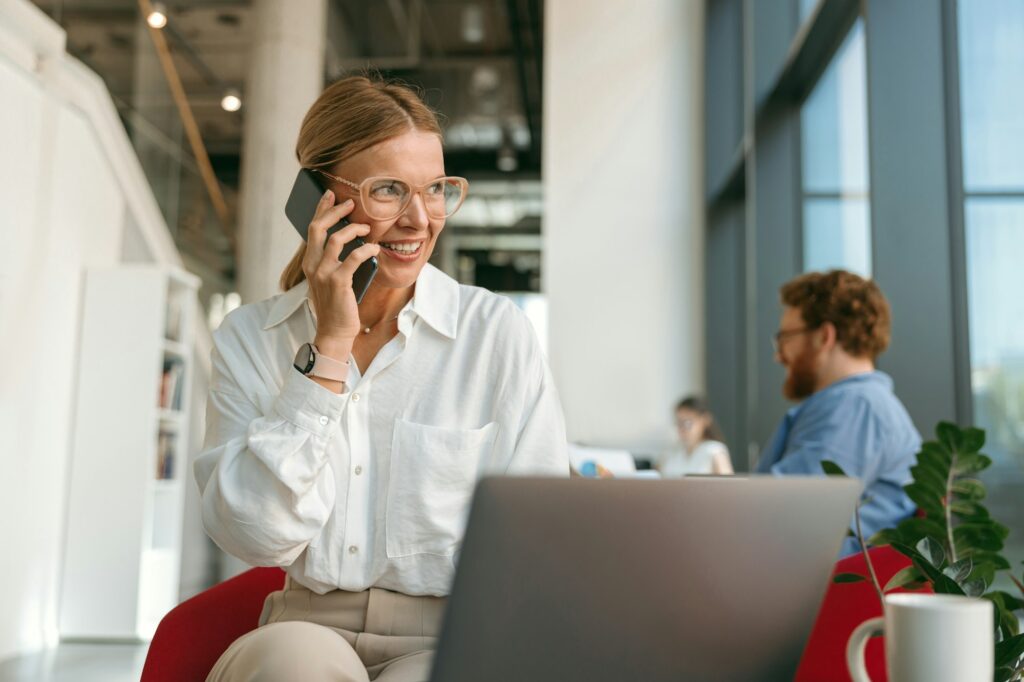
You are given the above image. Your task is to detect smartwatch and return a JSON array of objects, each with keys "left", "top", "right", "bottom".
[{"left": 293, "top": 342, "right": 349, "bottom": 383}]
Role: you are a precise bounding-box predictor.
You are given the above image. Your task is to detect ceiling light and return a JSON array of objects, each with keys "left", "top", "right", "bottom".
[
  {"left": 220, "top": 88, "right": 242, "bottom": 112},
  {"left": 146, "top": 2, "right": 168, "bottom": 29},
  {"left": 497, "top": 147, "right": 518, "bottom": 173},
  {"left": 461, "top": 5, "right": 485, "bottom": 44}
]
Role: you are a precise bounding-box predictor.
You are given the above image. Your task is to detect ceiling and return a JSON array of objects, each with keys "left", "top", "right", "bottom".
[{"left": 30, "top": 0, "right": 544, "bottom": 289}]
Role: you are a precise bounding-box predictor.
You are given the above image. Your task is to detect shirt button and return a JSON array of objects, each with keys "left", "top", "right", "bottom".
[
  {"left": 348, "top": 545, "right": 358, "bottom": 554},
  {"left": 318, "top": 416, "right": 329, "bottom": 426},
  {"left": 351, "top": 393, "right": 361, "bottom": 402},
  {"left": 354, "top": 465, "right": 363, "bottom": 475}
]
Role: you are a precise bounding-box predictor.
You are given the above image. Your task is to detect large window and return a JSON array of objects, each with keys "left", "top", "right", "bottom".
[
  {"left": 958, "top": 0, "right": 1024, "bottom": 567},
  {"left": 799, "top": 20, "right": 871, "bottom": 276}
]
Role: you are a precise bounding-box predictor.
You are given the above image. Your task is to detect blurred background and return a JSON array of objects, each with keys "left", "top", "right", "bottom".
[{"left": 0, "top": 0, "right": 1021, "bottom": 678}]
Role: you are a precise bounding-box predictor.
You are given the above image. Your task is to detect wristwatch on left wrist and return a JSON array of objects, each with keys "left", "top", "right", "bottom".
[{"left": 293, "top": 342, "right": 349, "bottom": 383}]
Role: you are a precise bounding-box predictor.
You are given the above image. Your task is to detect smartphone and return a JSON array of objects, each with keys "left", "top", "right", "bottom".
[{"left": 285, "top": 168, "right": 378, "bottom": 303}]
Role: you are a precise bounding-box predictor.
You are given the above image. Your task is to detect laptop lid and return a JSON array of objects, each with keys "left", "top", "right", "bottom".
[{"left": 430, "top": 476, "right": 861, "bottom": 682}]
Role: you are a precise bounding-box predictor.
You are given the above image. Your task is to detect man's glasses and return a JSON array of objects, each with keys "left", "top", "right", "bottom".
[
  {"left": 317, "top": 170, "right": 469, "bottom": 221},
  {"left": 772, "top": 326, "right": 812, "bottom": 353}
]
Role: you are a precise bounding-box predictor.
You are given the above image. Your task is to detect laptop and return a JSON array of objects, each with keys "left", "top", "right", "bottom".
[{"left": 430, "top": 476, "right": 861, "bottom": 682}]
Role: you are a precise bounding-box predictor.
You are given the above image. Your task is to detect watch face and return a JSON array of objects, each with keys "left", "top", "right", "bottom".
[{"left": 293, "top": 343, "right": 315, "bottom": 374}]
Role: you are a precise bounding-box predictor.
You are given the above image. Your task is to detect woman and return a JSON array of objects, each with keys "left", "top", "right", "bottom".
[
  {"left": 657, "top": 396, "right": 733, "bottom": 477},
  {"left": 195, "top": 76, "right": 568, "bottom": 682}
]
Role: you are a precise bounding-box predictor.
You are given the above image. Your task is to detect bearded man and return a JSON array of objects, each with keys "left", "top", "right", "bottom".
[{"left": 757, "top": 270, "right": 920, "bottom": 555}]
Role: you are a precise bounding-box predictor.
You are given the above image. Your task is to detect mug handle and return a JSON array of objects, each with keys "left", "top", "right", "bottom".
[{"left": 846, "top": 617, "right": 885, "bottom": 682}]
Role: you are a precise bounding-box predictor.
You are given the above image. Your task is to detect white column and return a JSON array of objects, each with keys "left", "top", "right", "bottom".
[
  {"left": 237, "top": 0, "right": 327, "bottom": 304},
  {"left": 543, "top": 0, "right": 705, "bottom": 453}
]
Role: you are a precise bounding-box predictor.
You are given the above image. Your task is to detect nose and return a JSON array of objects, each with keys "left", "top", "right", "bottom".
[{"left": 400, "top": 191, "right": 431, "bottom": 228}]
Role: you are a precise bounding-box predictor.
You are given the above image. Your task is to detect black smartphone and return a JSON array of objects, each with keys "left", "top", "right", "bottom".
[{"left": 284, "top": 168, "right": 378, "bottom": 303}]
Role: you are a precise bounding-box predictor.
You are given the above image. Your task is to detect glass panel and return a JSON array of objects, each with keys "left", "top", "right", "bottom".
[
  {"left": 798, "top": 0, "right": 820, "bottom": 24},
  {"left": 802, "top": 198, "right": 871, "bottom": 276},
  {"left": 800, "top": 19, "right": 871, "bottom": 275},
  {"left": 964, "top": 199, "right": 1024, "bottom": 574},
  {"left": 958, "top": 0, "right": 1024, "bottom": 192},
  {"left": 801, "top": 21, "right": 869, "bottom": 195}
]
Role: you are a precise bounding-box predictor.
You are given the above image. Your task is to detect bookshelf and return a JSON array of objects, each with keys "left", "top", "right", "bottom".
[{"left": 60, "top": 265, "right": 200, "bottom": 640}]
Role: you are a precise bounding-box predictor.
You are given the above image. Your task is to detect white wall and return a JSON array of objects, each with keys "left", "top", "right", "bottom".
[
  {"left": 543, "top": 0, "right": 706, "bottom": 452},
  {"left": 0, "top": 0, "right": 213, "bottom": 660}
]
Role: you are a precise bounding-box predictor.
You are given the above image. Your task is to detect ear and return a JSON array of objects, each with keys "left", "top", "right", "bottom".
[{"left": 818, "top": 321, "right": 838, "bottom": 351}]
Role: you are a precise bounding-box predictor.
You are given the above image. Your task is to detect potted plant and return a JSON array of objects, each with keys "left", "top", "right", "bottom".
[{"left": 825, "top": 423, "right": 1024, "bottom": 681}]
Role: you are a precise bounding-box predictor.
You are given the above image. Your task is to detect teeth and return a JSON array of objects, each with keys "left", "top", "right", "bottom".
[{"left": 382, "top": 242, "right": 421, "bottom": 254}]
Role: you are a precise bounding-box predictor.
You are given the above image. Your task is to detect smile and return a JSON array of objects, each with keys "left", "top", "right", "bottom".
[{"left": 379, "top": 241, "right": 424, "bottom": 260}]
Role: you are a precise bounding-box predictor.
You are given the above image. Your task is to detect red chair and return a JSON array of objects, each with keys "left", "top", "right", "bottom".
[
  {"left": 796, "top": 545, "right": 928, "bottom": 681},
  {"left": 143, "top": 547, "right": 922, "bottom": 681},
  {"left": 140, "top": 566, "right": 285, "bottom": 682}
]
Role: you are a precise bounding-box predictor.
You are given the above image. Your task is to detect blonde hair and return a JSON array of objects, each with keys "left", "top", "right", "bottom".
[{"left": 278, "top": 76, "right": 443, "bottom": 291}]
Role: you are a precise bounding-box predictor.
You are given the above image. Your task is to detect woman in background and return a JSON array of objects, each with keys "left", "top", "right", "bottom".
[{"left": 658, "top": 396, "right": 733, "bottom": 476}]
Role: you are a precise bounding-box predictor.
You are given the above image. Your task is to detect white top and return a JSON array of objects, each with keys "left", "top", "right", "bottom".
[
  {"left": 194, "top": 264, "right": 569, "bottom": 596},
  {"left": 658, "top": 440, "right": 730, "bottom": 478}
]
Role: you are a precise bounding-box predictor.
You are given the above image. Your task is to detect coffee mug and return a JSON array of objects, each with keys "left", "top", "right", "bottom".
[{"left": 846, "top": 593, "right": 992, "bottom": 681}]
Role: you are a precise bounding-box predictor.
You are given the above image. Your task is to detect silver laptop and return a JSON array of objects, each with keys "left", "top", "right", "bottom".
[{"left": 430, "top": 476, "right": 861, "bottom": 682}]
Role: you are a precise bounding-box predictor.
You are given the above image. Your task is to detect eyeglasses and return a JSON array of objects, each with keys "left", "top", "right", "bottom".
[
  {"left": 772, "top": 326, "right": 812, "bottom": 353},
  {"left": 317, "top": 170, "right": 469, "bottom": 221}
]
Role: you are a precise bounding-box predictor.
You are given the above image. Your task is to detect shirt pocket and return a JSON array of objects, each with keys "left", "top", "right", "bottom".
[{"left": 386, "top": 418, "right": 499, "bottom": 558}]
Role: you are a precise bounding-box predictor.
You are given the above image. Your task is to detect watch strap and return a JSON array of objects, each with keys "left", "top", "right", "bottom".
[{"left": 308, "top": 344, "right": 349, "bottom": 382}]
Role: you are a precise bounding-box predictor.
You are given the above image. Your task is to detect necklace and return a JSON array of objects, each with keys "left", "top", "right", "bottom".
[{"left": 361, "top": 312, "right": 401, "bottom": 335}]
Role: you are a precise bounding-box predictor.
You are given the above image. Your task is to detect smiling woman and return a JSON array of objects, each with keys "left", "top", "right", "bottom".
[{"left": 194, "top": 76, "right": 569, "bottom": 682}]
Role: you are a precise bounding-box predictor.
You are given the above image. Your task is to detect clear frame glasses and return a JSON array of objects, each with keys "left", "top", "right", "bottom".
[
  {"left": 771, "top": 326, "right": 812, "bottom": 353},
  {"left": 317, "top": 170, "right": 469, "bottom": 221}
]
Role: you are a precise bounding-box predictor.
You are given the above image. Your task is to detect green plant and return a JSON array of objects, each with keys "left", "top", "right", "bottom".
[{"left": 824, "top": 422, "right": 1024, "bottom": 682}]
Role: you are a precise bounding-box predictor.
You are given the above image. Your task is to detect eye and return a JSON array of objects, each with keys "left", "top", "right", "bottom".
[
  {"left": 369, "top": 180, "right": 404, "bottom": 199},
  {"left": 426, "top": 180, "right": 446, "bottom": 196}
]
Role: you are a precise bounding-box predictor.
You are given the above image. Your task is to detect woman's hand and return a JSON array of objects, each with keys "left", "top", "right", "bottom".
[{"left": 302, "top": 190, "right": 381, "bottom": 359}]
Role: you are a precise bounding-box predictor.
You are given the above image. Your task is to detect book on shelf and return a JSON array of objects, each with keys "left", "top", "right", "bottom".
[
  {"left": 156, "top": 430, "right": 177, "bottom": 480},
  {"left": 159, "top": 358, "right": 185, "bottom": 411}
]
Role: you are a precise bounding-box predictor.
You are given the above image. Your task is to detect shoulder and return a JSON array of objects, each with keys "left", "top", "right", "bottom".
[{"left": 458, "top": 285, "right": 538, "bottom": 345}]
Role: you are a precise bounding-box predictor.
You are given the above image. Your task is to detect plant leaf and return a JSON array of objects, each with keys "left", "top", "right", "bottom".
[
  {"left": 988, "top": 591, "right": 1024, "bottom": 612},
  {"left": 994, "top": 666, "right": 1014, "bottom": 682},
  {"left": 960, "top": 578, "right": 987, "bottom": 597},
  {"left": 892, "top": 542, "right": 964, "bottom": 595},
  {"left": 911, "top": 462, "right": 948, "bottom": 498},
  {"left": 917, "top": 536, "right": 946, "bottom": 568},
  {"left": 896, "top": 516, "right": 948, "bottom": 545},
  {"left": 995, "top": 633, "right": 1024, "bottom": 669},
  {"left": 950, "top": 500, "right": 986, "bottom": 518},
  {"left": 884, "top": 566, "right": 923, "bottom": 592},
  {"left": 920, "top": 440, "right": 953, "bottom": 469},
  {"left": 868, "top": 528, "right": 902, "bottom": 547},
  {"left": 936, "top": 422, "right": 962, "bottom": 452},
  {"left": 951, "top": 478, "right": 986, "bottom": 501},
  {"left": 833, "top": 572, "right": 867, "bottom": 583},
  {"left": 821, "top": 460, "right": 847, "bottom": 477},
  {"left": 904, "top": 482, "right": 944, "bottom": 518},
  {"left": 960, "top": 427, "right": 985, "bottom": 453},
  {"left": 954, "top": 452, "right": 993, "bottom": 476},
  {"left": 942, "top": 558, "right": 973, "bottom": 583},
  {"left": 954, "top": 523, "right": 1005, "bottom": 553}
]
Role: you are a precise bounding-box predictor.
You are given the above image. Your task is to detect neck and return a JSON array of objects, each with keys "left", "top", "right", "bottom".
[
  {"left": 357, "top": 281, "right": 414, "bottom": 325},
  {"left": 814, "top": 356, "right": 875, "bottom": 392}
]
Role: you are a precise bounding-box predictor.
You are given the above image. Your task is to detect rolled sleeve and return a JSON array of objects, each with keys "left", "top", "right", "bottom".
[{"left": 274, "top": 368, "right": 349, "bottom": 437}]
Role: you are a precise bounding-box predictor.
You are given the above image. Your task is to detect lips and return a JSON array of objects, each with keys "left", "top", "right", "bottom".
[{"left": 378, "top": 240, "right": 424, "bottom": 262}]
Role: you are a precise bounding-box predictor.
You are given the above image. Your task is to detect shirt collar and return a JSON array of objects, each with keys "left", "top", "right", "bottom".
[{"left": 262, "top": 263, "right": 460, "bottom": 340}]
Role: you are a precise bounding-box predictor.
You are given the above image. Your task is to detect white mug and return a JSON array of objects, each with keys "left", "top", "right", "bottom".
[{"left": 846, "top": 593, "right": 992, "bottom": 682}]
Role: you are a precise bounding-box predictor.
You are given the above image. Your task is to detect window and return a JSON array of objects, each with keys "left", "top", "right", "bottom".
[
  {"left": 799, "top": 20, "right": 871, "bottom": 276},
  {"left": 958, "top": 0, "right": 1024, "bottom": 571}
]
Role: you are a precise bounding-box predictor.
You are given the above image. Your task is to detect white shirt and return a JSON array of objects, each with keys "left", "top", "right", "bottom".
[
  {"left": 658, "top": 440, "right": 731, "bottom": 478},
  {"left": 194, "top": 264, "right": 569, "bottom": 596}
]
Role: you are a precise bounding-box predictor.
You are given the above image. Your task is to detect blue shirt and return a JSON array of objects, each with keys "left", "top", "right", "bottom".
[{"left": 757, "top": 371, "right": 921, "bottom": 556}]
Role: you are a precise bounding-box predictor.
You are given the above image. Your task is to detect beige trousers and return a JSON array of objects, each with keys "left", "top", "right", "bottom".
[{"left": 206, "top": 576, "right": 446, "bottom": 682}]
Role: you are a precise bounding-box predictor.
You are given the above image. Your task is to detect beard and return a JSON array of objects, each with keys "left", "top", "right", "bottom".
[{"left": 783, "top": 345, "right": 819, "bottom": 401}]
